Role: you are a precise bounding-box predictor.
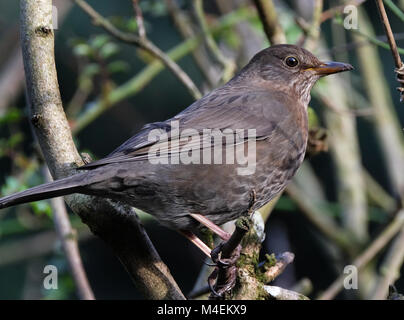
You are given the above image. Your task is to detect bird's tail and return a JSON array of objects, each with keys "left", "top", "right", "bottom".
[{"left": 0, "top": 173, "right": 87, "bottom": 210}]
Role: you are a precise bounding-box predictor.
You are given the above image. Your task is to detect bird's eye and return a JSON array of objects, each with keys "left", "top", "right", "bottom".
[{"left": 285, "top": 56, "right": 299, "bottom": 67}]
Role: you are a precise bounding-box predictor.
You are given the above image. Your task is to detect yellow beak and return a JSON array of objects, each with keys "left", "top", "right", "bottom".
[{"left": 307, "top": 61, "right": 354, "bottom": 75}]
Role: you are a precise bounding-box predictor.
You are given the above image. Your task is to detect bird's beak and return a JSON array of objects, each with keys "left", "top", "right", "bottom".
[{"left": 307, "top": 61, "right": 354, "bottom": 76}]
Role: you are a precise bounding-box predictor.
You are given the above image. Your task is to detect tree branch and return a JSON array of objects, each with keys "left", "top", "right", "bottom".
[
  {"left": 165, "top": 0, "right": 220, "bottom": 87},
  {"left": 252, "top": 0, "right": 286, "bottom": 45},
  {"left": 20, "top": 0, "right": 184, "bottom": 300},
  {"left": 263, "top": 252, "right": 295, "bottom": 283},
  {"left": 132, "top": 0, "right": 146, "bottom": 39}
]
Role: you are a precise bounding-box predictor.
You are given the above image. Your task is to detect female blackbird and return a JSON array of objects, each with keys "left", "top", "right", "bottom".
[{"left": 0, "top": 45, "right": 352, "bottom": 233}]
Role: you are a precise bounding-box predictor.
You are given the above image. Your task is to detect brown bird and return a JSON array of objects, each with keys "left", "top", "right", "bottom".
[{"left": 0, "top": 44, "right": 352, "bottom": 261}]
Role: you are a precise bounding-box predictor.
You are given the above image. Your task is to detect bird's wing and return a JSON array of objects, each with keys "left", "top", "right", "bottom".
[{"left": 79, "top": 88, "right": 295, "bottom": 169}]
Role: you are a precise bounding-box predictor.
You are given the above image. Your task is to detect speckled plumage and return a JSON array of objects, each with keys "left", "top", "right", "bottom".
[{"left": 0, "top": 45, "right": 353, "bottom": 230}]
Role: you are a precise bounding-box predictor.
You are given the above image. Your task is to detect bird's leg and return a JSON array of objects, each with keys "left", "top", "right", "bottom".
[
  {"left": 179, "top": 230, "right": 211, "bottom": 258},
  {"left": 208, "top": 222, "right": 248, "bottom": 299},
  {"left": 248, "top": 189, "right": 257, "bottom": 217},
  {"left": 189, "top": 213, "right": 231, "bottom": 241},
  {"left": 188, "top": 214, "right": 250, "bottom": 298}
]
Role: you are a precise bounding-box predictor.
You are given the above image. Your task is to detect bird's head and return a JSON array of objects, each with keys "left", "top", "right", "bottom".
[{"left": 240, "top": 44, "right": 353, "bottom": 105}]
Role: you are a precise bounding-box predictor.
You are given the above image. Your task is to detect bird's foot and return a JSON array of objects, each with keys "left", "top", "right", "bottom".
[
  {"left": 396, "top": 65, "right": 404, "bottom": 79},
  {"left": 395, "top": 65, "right": 404, "bottom": 86},
  {"left": 208, "top": 242, "right": 242, "bottom": 298}
]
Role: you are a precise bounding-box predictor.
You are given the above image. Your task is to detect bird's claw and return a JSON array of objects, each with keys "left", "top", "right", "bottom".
[
  {"left": 208, "top": 267, "right": 237, "bottom": 298},
  {"left": 208, "top": 243, "right": 242, "bottom": 298},
  {"left": 395, "top": 66, "right": 404, "bottom": 84}
]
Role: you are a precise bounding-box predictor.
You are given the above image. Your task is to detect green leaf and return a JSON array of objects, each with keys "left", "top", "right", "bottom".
[
  {"left": 308, "top": 106, "right": 319, "bottom": 128},
  {"left": 126, "top": 18, "right": 138, "bottom": 33},
  {"left": 99, "top": 42, "right": 119, "bottom": 59},
  {"left": 1, "top": 176, "right": 26, "bottom": 195},
  {"left": 82, "top": 63, "right": 101, "bottom": 77},
  {"left": 31, "top": 200, "right": 52, "bottom": 218},
  {"left": 73, "top": 43, "right": 92, "bottom": 57},
  {"left": 107, "top": 60, "right": 129, "bottom": 74},
  {"left": 0, "top": 108, "right": 22, "bottom": 125},
  {"left": 90, "top": 34, "right": 110, "bottom": 50},
  {"left": 275, "top": 196, "right": 298, "bottom": 211}
]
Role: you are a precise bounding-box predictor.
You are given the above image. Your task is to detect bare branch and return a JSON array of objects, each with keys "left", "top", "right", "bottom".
[
  {"left": 20, "top": 0, "right": 184, "bottom": 300},
  {"left": 252, "top": 0, "right": 286, "bottom": 45},
  {"left": 132, "top": 0, "right": 146, "bottom": 39},
  {"left": 263, "top": 252, "right": 295, "bottom": 283},
  {"left": 165, "top": 0, "right": 220, "bottom": 87},
  {"left": 304, "top": 0, "right": 323, "bottom": 51}
]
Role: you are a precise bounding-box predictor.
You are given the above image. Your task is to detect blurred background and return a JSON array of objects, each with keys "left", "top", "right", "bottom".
[{"left": 0, "top": 0, "right": 404, "bottom": 299}]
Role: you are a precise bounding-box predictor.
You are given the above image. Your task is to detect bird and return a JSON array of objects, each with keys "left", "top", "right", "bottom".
[{"left": 0, "top": 44, "right": 352, "bottom": 255}]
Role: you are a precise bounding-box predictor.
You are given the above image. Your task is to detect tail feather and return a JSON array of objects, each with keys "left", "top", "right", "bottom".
[{"left": 0, "top": 173, "right": 87, "bottom": 209}]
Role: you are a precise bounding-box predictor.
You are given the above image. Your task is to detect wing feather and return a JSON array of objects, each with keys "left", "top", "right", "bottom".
[{"left": 79, "top": 88, "right": 293, "bottom": 170}]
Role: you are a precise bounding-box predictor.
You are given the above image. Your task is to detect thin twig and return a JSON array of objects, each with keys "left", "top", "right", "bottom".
[
  {"left": 72, "top": 0, "right": 202, "bottom": 100},
  {"left": 315, "top": 91, "right": 374, "bottom": 117},
  {"left": 252, "top": 0, "right": 286, "bottom": 45},
  {"left": 318, "top": 210, "right": 404, "bottom": 300},
  {"left": 264, "top": 286, "right": 310, "bottom": 300},
  {"left": 165, "top": 0, "right": 220, "bottom": 87},
  {"left": 263, "top": 252, "right": 295, "bottom": 283},
  {"left": 193, "top": 0, "right": 235, "bottom": 83},
  {"left": 320, "top": 0, "right": 367, "bottom": 23},
  {"left": 370, "top": 227, "right": 404, "bottom": 299},
  {"left": 375, "top": 0, "right": 404, "bottom": 102},
  {"left": 333, "top": 17, "right": 404, "bottom": 55},
  {"left": 132, "top": 0, "right": 146, "bottom": 39},
  {"left": 363, "top": 168, "right": 397, "bottom": 212},
  {"left": 304, "top": 0, "right": 323, "bottom": 51},
  {"left": 384, "top": 0, "right": 404, "bottom": 22},
  {"left": 43, "top": 167, "right": 95, "bottom": 300}
]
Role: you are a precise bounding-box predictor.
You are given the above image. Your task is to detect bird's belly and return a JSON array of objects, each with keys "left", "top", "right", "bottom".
[{"left": 143, "top": 145, "right": 304, "bottom": 228}]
